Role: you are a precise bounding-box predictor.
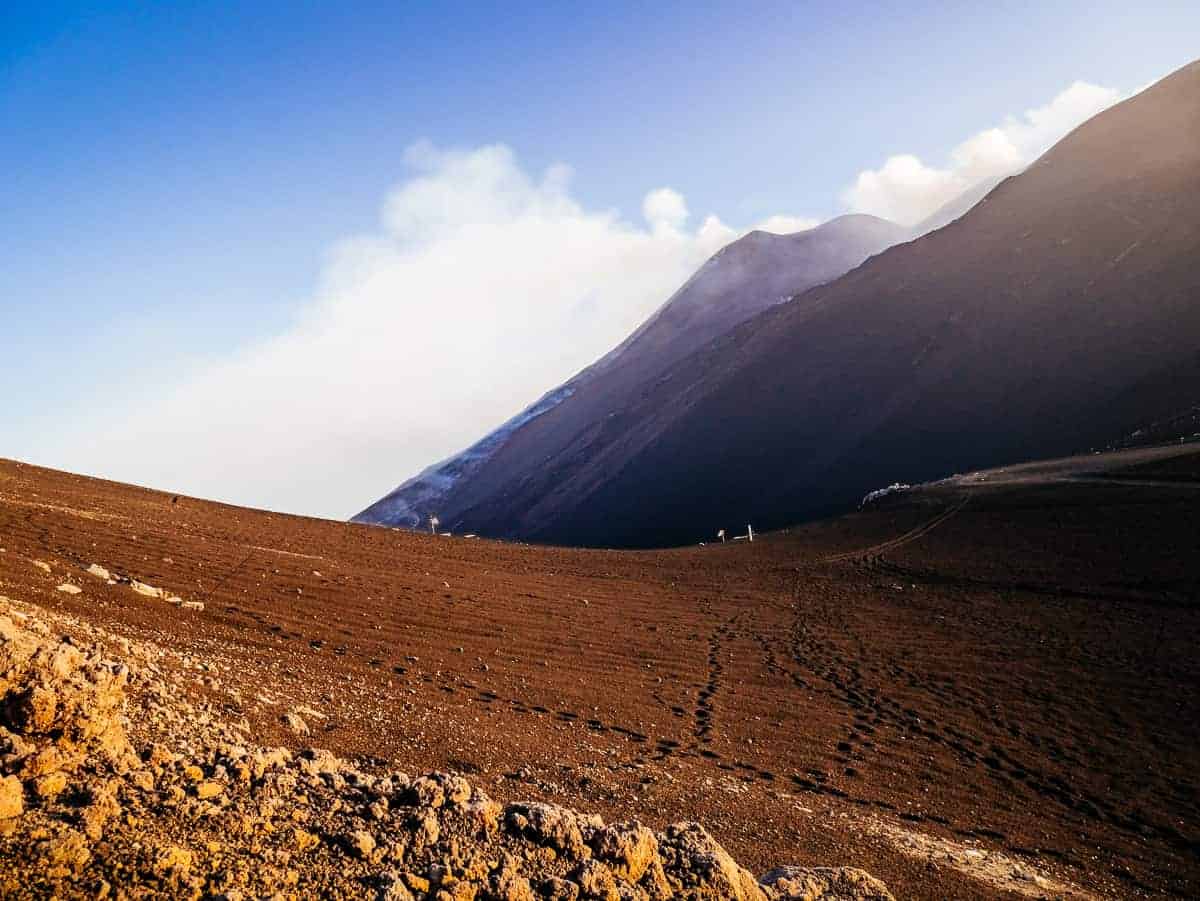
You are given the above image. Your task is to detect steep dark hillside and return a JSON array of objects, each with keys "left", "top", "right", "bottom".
[
  {"left": 459, "top": 59, "right": 1200, "bottom": 547},
  {"left": 355, "top": 215, "right": 908, "bottom": 530}
]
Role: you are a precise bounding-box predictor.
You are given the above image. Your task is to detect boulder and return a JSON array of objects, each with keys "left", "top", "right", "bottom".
[
  {"left": 591, "top": 822, "right": 658, "bottom": 882},
  {"left": 658, "top": 822, "right": 768, "bottom": 901},
  {"left": 130, "top": 581, "right": 163, "bottom": 599},
  {"left": 282, "top": 711, "right": 310, "bottom": 736},
  {"left": 759, "top": 866, "right": 896, "bottom": 901},
  {"left": 505, "top": 801, "right": 593, "bottom": 859},
  {"left": 345, "top": 828, "right": 376, "bottom": 858},
  {"left": 0, "top": 775, "right": 23, "bottom": 818}
]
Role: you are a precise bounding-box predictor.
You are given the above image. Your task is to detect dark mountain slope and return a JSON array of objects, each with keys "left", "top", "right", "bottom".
[
  {"left": 355, "top": 214, "right": 909, "bottom": 529},
  {"left": 910, "top": 174, "right": 1008, "bottom": 237},
  {"left": 461, "top": 59, "right": 1200, "bottom": 547}
]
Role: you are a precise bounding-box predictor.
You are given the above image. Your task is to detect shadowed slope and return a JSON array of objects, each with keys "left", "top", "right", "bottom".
[
  {"left": 355, "top": 215, "right": 908, "bottom": 532},
  {"left": 461, "top": 59, "right": 1200, "bottom": 548}
]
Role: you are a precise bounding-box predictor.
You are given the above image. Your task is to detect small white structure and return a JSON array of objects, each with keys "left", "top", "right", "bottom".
[
  {"left": 717, "top": 529, "right": 726, "bottom": 542},
  {"left": 429, "top": 514, "right": 440, "bottom": 534},
  {"left": 747, "top": 524, "right": 754, "bottom": 542}
]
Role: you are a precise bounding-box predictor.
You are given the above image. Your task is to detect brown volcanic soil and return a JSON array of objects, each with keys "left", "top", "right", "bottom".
[{"left": 1, "top": 444, "right": 1198, "bottom": 898}]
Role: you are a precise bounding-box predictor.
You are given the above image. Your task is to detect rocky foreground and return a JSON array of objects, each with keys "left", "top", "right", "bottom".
[{"left": 0, "top": 593, "right": 892, "bottom": 901}]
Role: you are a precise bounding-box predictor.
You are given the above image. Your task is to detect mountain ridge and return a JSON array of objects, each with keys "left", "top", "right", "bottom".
[
  {"left": 513, "top": 57, "right": 1200, "bottom": 546},
  {"left": 358, "top": 60, "right": 1199, "bottom": 546},
  {"left": 354, "top": 213, "right": 911, "bottom": 530}
]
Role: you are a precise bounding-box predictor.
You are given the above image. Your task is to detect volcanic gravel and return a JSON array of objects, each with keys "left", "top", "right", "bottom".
[{"left": 0, "top": 444, "right": 1197, "bottom": 899}]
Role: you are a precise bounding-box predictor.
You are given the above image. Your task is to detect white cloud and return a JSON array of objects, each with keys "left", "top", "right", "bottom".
[
  {"left": 40, "top": 143, "right": 811, "bottom": 518},
  {"left": 843, "top": 80, "right": 1123, "bottom": 225},
  {"left": 641, "top": 187, "right": 690, "bottom": 233},
  {"left": 753, "top": 214, "right": 820, "bottom": 235}
]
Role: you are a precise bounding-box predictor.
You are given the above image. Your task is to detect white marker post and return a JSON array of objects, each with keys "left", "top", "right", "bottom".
[
  {"left": 429, "top": 514, "right": 440, "bottom": 535},
  {"left": 747, "top": 524, "right": 754, "bottom": 542},
  {"left": 717, "top": 529, "right": 726, "bottom": 543}
]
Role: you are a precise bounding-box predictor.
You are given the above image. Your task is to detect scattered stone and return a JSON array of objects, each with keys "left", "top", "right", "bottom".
[
  {"left": 49, "top": 644, "right": 83, "bottom": 678},
  {"left": 153, "top": 844, "right": 193, "bottom": 877},
  {"left": 540, "top": 876, "right": 580, "bottom": 901},
  {"left": 375, "top": 870, "right": 416, "bottom": 901},
  {"left": 760, "top": 866, "right": 896, "bottom": 901},
  {"left": 592, "top": 822, "right": 657, "bottom": 882},
  {"left": 0, "top": 597, "right": 894, "bottom": 901},
  {"left": 0, "top": 776, "right": 23, "bottom": 819},
  {"left": 345, "top": 829, "right": 376, "bottom": 858},
  {"left": 506, "top": 801, "right": 590, "bottom": 858},
  {"left": 79, "top": 785, "right": 120, "bottom": 840},
  {"left": 86, "top": 564, "right": 111, "bottom": 581},
  {"left": 658, "top": 822, "right": 768, "bottom": 901},
  {"left": 404, "top": 873, "right": 431, "bottom": 894},
  {"left": 293, "top": 704, "right": 326, "bottom": 721},
  {"left": 574, "top": 859, "right": 619, "bottom": 900},
  {"left": 33, "top": 771, "right": 68, "bottom": 799},
  {"left": 489, "top": 863, "right": 536, "bottom": 901},
  {"left": 282, "top": 712, "right": 310, "bottom": 736},
  {"left": 56, "top": 583, "right": 83, "bottom": 595},
  {"left": 130, "top": 581, "right": 162, "bottom": 599},
  {"left": 31, "top": 561, "right": 51, "bottom": 573},
  {"left": 45, "top": 829, "right": 91, "bottom": 879},
  {"left": 180, "top": 600, "right": 204, "bottom": 611},
  {"left": 293, "top": 827, "right": 320, "bottom": 853},
  {"left": 195, "top": 780, "right": 223, "bottom": 799}
]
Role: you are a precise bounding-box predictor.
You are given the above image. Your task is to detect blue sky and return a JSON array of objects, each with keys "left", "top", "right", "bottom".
[{"left": 3, "top": 1, "right": 1198, "bottom": 516}]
